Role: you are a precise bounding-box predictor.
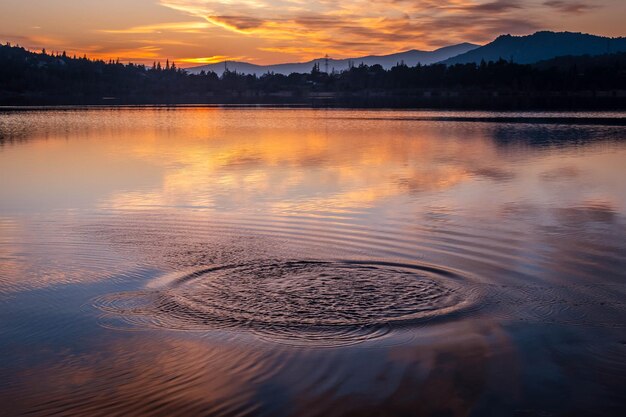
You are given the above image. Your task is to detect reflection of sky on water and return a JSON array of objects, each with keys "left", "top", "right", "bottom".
[
  {"left": 0, "top": 108, "right": 625, "bottom": 415},
  {"left": 0, "top": 109, "right": 624, "bottom": 285},
  {"left": 0, "top": 109, "right": 624, "bottom": 288},
  {"left": 3, "top": 110, "right": 625, "bottom": 213}
]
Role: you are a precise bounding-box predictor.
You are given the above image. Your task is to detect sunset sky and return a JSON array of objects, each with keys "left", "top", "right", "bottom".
[{"left": 1, "top": 0, "right": 625, "bottom": 67}]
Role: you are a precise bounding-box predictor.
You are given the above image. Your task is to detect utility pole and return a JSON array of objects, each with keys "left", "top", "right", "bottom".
[{"left": 324, "top": 54, "right": 329, "bottom": 74}]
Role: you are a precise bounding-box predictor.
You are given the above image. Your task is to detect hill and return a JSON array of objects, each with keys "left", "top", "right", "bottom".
[{"left": 441, "top": 31, "right": 626, "bottom": 65}]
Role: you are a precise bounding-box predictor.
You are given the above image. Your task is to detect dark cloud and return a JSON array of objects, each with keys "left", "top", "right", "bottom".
[
  {"left": 210, "top": 15, "right": 266, "bottom": 30},
  {"left": 543, "top": 0, "right": 598, "bottom": 14},
  {"left": 471, "top": 0, "right": 524, "bottom": 13}
]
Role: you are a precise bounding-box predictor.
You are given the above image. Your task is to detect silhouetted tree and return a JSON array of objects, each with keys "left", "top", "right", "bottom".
[{"left": 0, "top": 42, "right": 624, "bottom": 106}]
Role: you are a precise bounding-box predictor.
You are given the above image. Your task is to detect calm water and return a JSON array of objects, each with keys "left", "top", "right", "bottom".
[{"left": 1, "top": 108, "right": 625, "bottom": 416}]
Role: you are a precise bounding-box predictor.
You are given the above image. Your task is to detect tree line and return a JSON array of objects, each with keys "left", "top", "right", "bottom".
[{"left": 1, "top": 42, "right": 625, "bottom": 106}]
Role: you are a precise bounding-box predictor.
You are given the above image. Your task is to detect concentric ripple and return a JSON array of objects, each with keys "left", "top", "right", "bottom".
[{"left": 94, "top": 260, "right": 477, "bottom": 346}]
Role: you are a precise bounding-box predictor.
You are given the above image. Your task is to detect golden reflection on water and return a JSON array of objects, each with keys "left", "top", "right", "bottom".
[
  {"left": 1, "top": 109, "right": 625, "bottom": 416},
  {"left": 103, "top": 115, "right": 493, "bottom": 211},
  {"left": 2, "top": 109, "right": 625, "bottom": 215},
  {"left": 0, "top": 110, "right": 624, "bottom": 287},
  {"left": 0, "top": 109, "right": 625, "bottom": 289}
]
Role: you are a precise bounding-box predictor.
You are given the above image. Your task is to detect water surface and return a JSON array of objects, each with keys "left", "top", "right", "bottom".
[{"left": 1, "top": 108, "right": 625, "bottom": 416}]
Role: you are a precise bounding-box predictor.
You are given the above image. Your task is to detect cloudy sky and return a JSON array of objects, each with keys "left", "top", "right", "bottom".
[{"left": 1, "top": 0, "right": 624, "bottom": 66}]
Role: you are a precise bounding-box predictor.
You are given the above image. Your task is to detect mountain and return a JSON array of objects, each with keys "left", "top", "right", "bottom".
[
  {"left": 186, "top": 43, "right": 479, "bottom": 76},
  {"left": 441, "top": 31, "right": 626, "bottom": 65}
]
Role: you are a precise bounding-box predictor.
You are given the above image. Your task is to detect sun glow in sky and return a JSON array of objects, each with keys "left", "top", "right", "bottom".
[{"left": 0, "top": 0, "right": 624, "bottom": 66}]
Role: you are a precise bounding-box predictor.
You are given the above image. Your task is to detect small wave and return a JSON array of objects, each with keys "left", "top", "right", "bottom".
[{"left": 473, "top": 283, "right": 626, "bottom": 327}]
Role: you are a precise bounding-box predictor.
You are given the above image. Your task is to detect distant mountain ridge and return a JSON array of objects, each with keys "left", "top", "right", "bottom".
[
  {"left": 188, "top": 32, "right": 626, "bottom": 76},
  {"left": 186, "top": 43, "right": 479, "bottom": 76},
  {"left": 441, "top": 31, "right": 626, "bottom": 65}
]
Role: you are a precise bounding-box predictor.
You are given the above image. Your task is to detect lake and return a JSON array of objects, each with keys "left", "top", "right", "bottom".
[{"left": 1, "top": 107, "right": 625, "bottom": 416}]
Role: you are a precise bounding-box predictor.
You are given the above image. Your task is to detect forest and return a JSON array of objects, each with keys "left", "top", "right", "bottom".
[{"left": 1, "top": 43, "right": 625, "bottom": 107}]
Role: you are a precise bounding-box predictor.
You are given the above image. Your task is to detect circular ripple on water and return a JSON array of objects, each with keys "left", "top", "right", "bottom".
[{"left": 94, "top": 260, "right": 477, "bottom": 346}]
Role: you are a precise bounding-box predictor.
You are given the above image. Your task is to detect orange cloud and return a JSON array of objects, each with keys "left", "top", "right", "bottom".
[
  {"left": 0, "top": 0, "right": 620, "bottom": 66},
  {"left": 100, "top": 21, "right": 211, "bottom": 34},
  {"left": 178, "top": 55, "right": 248, "bottom": 64},
  {"left": 157, "top": 0, "right": 547, "bottom": 60}
]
